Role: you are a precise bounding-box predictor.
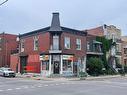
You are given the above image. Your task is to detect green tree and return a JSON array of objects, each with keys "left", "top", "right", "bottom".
[{"left": 87, "top": 57, "right": 104, "bottom": 76}]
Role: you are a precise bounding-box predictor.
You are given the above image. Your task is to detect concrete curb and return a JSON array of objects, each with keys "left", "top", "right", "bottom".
[{"left": 16, "top": 74, "right": 127, "bottom": 81}]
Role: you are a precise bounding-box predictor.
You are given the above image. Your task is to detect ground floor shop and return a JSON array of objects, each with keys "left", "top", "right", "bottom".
[
  {"left": 10, "top": 53, "right": 86, "bottom": 77},
  {"left": 40, "top": 54, "right": 75, "bottom": 77}
]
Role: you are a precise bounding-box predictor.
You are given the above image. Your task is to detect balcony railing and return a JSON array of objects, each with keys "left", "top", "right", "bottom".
[
  {"left": 87, "top": 49, "right": 103, "bottom": 55},
  {"left": 49, "top": 45, "right": 62, "bottom": 53}
]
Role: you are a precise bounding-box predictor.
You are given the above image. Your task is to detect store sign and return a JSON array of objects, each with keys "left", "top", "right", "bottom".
[
  {"left": 40, "top": 55, "right": 49, "bottom": 61},
  {"left": 63, "top": 55, "right": 73, "bottom": 60}
]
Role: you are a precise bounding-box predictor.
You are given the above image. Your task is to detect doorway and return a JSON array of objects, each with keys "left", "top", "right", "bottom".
[
  {"left": 53, "top": 61, "right": 60, "bottom": 74},
  {"left": 20, "top": 56, "right": 28, "bottom": 74}
]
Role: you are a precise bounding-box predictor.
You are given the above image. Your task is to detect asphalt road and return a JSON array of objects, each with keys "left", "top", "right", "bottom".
[{"left": 0, "top": 77, "right": 127, "bottom": 95}]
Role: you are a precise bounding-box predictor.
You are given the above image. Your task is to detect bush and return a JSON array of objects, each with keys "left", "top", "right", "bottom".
[
  {"left": 105, "top": 68, "right": 115, "bottom": 75},
  {"left": 124, "top": 66, "right": 127, "bottom": 73},
  {"left": 87, "top": 57, "right": 104, "bottom": 76},
  {"left": 78, "top": 71, "right": 87, "bottom": 77}
]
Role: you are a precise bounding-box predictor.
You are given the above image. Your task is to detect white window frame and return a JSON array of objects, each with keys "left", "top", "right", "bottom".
[
  {"left": 33, "top": 36, "right": 39, "bottom": 51},
  {"left": 76, "top": 39, "right": 81, "bottom": 50},
  {"left": 64, "top": 37, "right": 70, "bottom": 49},
  {"left": 87, "top": 41, "right": 90, "bottom": 51},
  {"left": 53, "top": 35, "right": 59, "bottom": 50},
  {"left": 21, "top": 39, "right": 25, "bottom": 52}
]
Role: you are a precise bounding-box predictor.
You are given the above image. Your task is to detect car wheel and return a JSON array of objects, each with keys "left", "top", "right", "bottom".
[{"left": 3, "top": 73, "right": 5, "bottom": 77}]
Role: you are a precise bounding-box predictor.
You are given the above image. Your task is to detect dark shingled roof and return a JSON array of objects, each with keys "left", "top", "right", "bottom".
[
  {"left": 48, "top": 13, "right": 62, "bottom": 32},
  {"left": 19, "top": 13, "right": 87, "bottom": 38}
]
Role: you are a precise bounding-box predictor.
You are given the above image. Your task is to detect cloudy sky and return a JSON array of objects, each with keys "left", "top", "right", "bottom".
[{"left": 0, "top": 0, "right": 127, "bottom": 36}]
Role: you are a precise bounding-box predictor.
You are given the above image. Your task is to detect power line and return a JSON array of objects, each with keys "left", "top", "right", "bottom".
[{"left": 0, "top": 0, "right": 8, "bottom": 6}]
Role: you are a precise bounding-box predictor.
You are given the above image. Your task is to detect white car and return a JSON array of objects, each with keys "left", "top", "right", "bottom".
[{"left": 0, "top": 67, "right": 16, "bottom": 77}]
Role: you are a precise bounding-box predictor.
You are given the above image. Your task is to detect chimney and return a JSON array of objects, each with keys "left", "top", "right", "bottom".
[{"left": 49, "top": 12, "right": 62, "bottom": 32}]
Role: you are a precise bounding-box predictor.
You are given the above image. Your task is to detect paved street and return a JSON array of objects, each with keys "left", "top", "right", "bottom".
[{"left": 0, "top": 77, "right": 127, "bottom": 95}]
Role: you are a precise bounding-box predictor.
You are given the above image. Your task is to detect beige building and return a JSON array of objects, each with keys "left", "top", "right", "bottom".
[
  {"left": 103, "top": 25, "right": 122, "bottom": 66},
  {"left": 121, "top": 36, "right": 127, "bottom": 66}
]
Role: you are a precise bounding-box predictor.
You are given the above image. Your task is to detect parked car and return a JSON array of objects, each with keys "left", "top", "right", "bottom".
[{"left": 0, "top": 67, "right": 16, "bottom": 77}]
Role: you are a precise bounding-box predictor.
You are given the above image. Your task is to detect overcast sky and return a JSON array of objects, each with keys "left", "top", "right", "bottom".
[{"left": 0, "top": 0, "right": 127, "bottom": 36}]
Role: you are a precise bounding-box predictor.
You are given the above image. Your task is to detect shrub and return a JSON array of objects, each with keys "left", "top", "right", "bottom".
[{"left": 87, "top": 57, "right": 104, "bottom": 76}]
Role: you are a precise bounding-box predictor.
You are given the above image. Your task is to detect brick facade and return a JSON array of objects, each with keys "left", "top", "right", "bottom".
[{"left": 0, "top": 33, "right": 18, "bottom": 67}]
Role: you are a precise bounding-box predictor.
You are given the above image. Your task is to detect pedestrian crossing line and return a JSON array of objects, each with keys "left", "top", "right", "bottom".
[
  {"left": 0, "top": 90, "right": 4, "bottom": 92},
  {"left": 38, "top": 86, "right": 42, "bottom": 87},
  {"left": 44, "top": 85, "right": 49, "bottom": 86},
  {"left": 30, "top": 86, "right": 35, "bottom": 88},
  {"left": 61, "top": 83, "right": 65, "bottom": 84},
  {"left": 55, "top": 84, "right": 59, "bottom": 86},
  {"left": 0, "top": 82, "right": 76, "bottom": 92},
  {"left": 50, "top": 84, "right": 54, "bottom": 86},
  {"left": 7, "top": 89, "right": 13, "bottom": 91},
  {"left": 15, "top": 88, "right": 21, "bottom": 90},
  {"left": 23, "top": 86, "right": 29, "bottom": 89}
]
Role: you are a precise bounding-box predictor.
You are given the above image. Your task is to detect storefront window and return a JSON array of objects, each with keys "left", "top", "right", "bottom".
[
  {"left": 63, "top": 60, "right": 72, "bottom": 71},
  {"left": 42, "top": 61, "right": 49, "bottom": 70}
]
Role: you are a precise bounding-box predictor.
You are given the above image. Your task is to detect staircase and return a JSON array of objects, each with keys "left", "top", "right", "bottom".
[{"left": 108, "top": 56, "right": 118, "bottom": 73}]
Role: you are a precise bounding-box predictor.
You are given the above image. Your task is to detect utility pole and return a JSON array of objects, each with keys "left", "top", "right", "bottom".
[{"left": 0, "top": 0, "right": 8, "bottom": 7}]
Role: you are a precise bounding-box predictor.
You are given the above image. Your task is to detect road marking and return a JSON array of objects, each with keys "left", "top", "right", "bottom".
[
  {"left": 15, "top": 88, "right": 21, "bottom": 90},
  {"left": 0, "top": 90, "right": 4, "bottom": 92},
  {"left": 44, "top": 85, "right": 48, "bottom": 86},
  {"left": 24, "top": 86, "right": 28, "bottom": 88},
  {"left": 55, "top": 84, "right": 59, "bottom": 86},
  {"left": 7, "top": 89, "right": 13, "bottom": 91},
  {"left": 31, "top": 86, "right": 35, "bottom": 88},
  {"left": 38, "top": 86, "right": 42, "bottom": 87},
  {"left": 49, "top": 84, "right": 54, "bottom": 86}
]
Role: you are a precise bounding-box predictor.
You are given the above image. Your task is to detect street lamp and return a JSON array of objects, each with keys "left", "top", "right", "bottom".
[{"left": 0, "top": 0, "right": 8, "bottom": 7}]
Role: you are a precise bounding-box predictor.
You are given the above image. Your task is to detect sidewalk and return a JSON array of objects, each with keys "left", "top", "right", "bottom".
[{"left": 16, "top": 73, "right": 127, "bottom": 81}]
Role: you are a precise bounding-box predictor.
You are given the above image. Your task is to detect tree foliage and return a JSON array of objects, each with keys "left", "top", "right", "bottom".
[{"left": 87, "top": 57, "right": 104, "bottom": 76}]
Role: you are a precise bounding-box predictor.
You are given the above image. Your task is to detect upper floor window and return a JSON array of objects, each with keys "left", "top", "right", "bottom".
[
  {"left": 53, "top": 35, "right": 59, "bottom": 50},
  {"left": 64, "top": 37, "right": 70, "bottom": 49},
  {"left": 76, "top": 39, "right": 81, "bottom": 50},
  {"left": 21, "top": 39, "right": 25, "bottom": 52},
  {"left": 87, "top": 41, "right": 90, "bottom": 51},
  {"left": 33, "top": 36, "right": 39, "bottom": 51}
]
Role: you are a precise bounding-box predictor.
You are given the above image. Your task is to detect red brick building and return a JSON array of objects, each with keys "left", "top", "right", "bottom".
[
  {"left": 11, "top": 13, "right": 87, "bottom": 76},
  {"left": 0, "top": 33, "right": 18, "bottom": 67}
]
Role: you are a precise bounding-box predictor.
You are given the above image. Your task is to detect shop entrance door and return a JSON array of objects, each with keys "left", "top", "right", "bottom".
[
  {"left": 53, "top": 61, "right": 59, "bottom": 74},
  {"left": 20, "top": 56, "right": 28, "bottom": 74}
]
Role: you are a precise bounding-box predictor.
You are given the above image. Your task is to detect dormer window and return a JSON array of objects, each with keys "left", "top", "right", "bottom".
[{"left": 53, "top": 35, "right": 59, "bottom": 50}]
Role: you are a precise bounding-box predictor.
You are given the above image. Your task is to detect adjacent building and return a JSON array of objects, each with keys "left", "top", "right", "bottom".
[
  {"left": 86, "top": 34, "right": 103, "bottom": 62},
  {"left": 85, "top": 24, "right": 122, "bottom": 71},
  {"left": 0, "top": 33, "right": 18, "bottom": 67},
  {"left": 121, "top": 36, "right": 127, "bottom": 66}
]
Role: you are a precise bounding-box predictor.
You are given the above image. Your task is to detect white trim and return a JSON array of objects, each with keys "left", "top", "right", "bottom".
[
  {"left": 60, "top": 55, "right": 63, "bottom": 74},
  {"left": 49, "top": 55, "right": 52, "bottom": 75}
]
